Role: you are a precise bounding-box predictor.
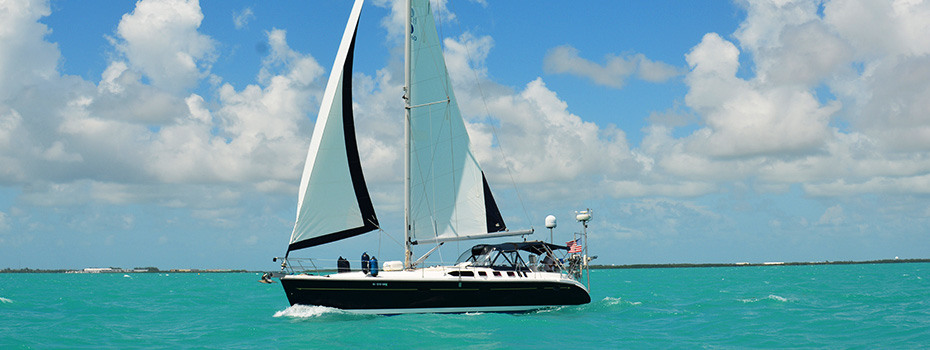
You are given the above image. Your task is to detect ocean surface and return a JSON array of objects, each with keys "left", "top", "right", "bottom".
[{"left": 2, "top": 263, "right": 929, "bottom": 349}]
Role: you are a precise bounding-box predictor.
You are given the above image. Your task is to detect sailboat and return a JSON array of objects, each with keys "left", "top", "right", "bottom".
[{"left": 276, "top": 0, "right": 591, "bottom": 314}]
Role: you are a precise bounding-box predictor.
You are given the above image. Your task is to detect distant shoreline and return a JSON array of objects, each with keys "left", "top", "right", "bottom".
[
  {"left": 0, "top": 267, "right": 250, "bottom": 274},
  {"left": 590, "top": 258, "right": 930, "bottom": 269},
  {"left": 2, "top": 258, "right": 929, "bottom": 273}
]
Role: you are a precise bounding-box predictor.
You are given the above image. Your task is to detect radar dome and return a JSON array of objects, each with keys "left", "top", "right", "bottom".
[{"left": 545, "top": 215, "right": 557, "bottom": 229}]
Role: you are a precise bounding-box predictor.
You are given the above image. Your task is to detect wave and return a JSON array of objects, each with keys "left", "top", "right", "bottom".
[
  {"left": 531, "top": 296, "right": 640, "bottom": 315},
  {"left": 0, "top": 297, "right": 12, "bottom": 304},
  {"left": 531, "top": 305, "right": 569, "bottom": 314},
  {"left": 739, "top": 294, "right": 790, "bottom": 303},
  {"left": 602, "top": 296, "right": 641, "bottom": 306},
  {"left": 273, "top": 304, "right": 343, "bottom": 318},
  {"left": 272, "top": 304, "right": 380, "bottom": 321}
]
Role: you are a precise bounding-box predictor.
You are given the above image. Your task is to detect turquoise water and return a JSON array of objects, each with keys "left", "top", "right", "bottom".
[{"left": 2, "top": 263, "right": 929, "bottom": 348}]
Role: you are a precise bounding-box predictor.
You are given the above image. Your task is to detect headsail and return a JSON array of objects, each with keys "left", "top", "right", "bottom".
[
  {"left": 289, "top": 0, "right": 377, "bottom": 253},
  {"left": 406, "top": 0, "right": 512, "bottom": 245}
]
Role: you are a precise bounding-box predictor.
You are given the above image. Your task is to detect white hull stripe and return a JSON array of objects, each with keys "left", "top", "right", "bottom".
[{"left": 332, "top": 304, "right": 556, "bottom": 315}]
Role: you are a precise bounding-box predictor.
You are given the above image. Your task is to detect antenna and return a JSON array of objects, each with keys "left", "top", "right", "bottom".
[
  {"left": 544, "top": 215, "right": 557, "bottom": 244},
  {"left": 574, "top": 208, "right": 593, "bottom": 290}
]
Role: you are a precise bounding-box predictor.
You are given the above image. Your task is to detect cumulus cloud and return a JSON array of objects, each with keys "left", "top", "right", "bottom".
[
  {"left": 113, "top": 0, "right": 217, "bottom": 93},
  {"left": 4, "top": 0, "right": 930, "bottom": 265},
  {"left": 0, "top": 0, "right": 330, "bottom": 210},
  {"left": 824, "top": 0, "right": 930, "bottom": 57},
  {"left": 543, "top": 45, "right": 681, "bottom": 88},
  {"left": 233, "top": 7, "right": 255, "bottom": 29},
  {"left": 474, "top": 77, "right": 635, "bottom": 183},
  {"left": 682, "top": 33, "right": 840, "bottom": 158},
  {"left": 817, "top": 204, "right": 845, "bottom": 225},
  {"left": 436, "top": 33, "right": 638, "bottom": 187},
  {"left": 852, "top": 55, "right": 930, "bottom": 151},
  {"left": 373, "top": 0, "right": 460, "bottom": 45},
  {"left": 614, "top": 0, "right": 930, "bottom": 202},
  {"left": 0, "top": 0, "right": 59, "bottom": 101},
  {"left": 148, "top": 28, "right": 324, "bottom": 185}
]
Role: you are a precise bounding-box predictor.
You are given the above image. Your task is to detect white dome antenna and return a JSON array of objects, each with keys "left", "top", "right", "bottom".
[
  {"left": 544, "top": 215, "right": 557, "bottom": 243},
  {"left": 575, "top": 209, "right": 592, "bottom": 225},
  {"left": 545, "top": 215, "right": 557, "bottom": 229}
]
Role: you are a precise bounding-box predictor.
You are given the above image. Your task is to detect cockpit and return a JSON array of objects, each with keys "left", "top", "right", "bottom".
[{"left": 455, "top": 241, "right": 569, "bottom": 272}]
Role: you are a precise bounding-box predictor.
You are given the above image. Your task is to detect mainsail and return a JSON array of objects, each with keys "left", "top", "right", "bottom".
[
  {"left": 288, "top": 0, "right": 377, "bottom": 253},
  {"left": 406, "top": 0, "right": 509, "bottom": 245}
]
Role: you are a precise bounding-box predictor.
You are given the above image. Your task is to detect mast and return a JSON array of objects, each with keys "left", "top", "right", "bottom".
[{"left": 403, "top": 0, "right": 413, "bottom": 269}]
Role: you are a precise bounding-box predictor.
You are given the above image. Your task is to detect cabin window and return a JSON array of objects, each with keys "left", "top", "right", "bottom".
[
  {"left": 448, "top": 271, "right": 474, "bottom": 277},
  {"left": 478, "top": 271, "right": 487, "bottom": 277},
  {"left": 492, "top": 271, "right": 501, "bottom": 277},
  {"left": 507, "top": 271, "right": 515, "bottom": 277}
]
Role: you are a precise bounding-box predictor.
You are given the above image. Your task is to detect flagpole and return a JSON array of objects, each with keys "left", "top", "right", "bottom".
[
  {"left": 584, "top": 219, "right": 589, "bottom": 291},
  {"left": 575, "top": 209, "right": 592, "bottom": 291}
]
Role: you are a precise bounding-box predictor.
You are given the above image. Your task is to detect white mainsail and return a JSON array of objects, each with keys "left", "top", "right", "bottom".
[
  {"left": 405, "top": 0, "right": 513, "bottom": 245},
  {"left": 288, "top": 0, "right": 377, "bottom": 253}
]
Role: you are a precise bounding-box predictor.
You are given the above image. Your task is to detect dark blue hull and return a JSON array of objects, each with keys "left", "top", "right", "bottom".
[{"left": 281, "top": 274, "right": 590, "bottom": 314}]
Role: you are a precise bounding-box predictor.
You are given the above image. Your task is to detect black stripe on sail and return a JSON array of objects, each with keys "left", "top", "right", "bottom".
[
  {"left": 482, "top": 172, "right": 506, "bottom": 233},
  {"left": 288, "top": 223, "right": 376, "bottom": 252},
  {"left": 288, "top": 13, "right": 378, "bottom": 253},
  {"left": 341, "top": 19, "right": 379, "bottom": 233}
]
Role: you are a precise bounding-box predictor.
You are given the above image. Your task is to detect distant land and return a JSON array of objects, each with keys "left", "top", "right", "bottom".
[
  {"left": 2, "top": 258, "right": 929, "bottom": 273},
  {"left": 0, "top": 267, "right": 249, "bottom": 274},
  {"left": 590, "top": 258, "right": 930, "bottom": 269}
]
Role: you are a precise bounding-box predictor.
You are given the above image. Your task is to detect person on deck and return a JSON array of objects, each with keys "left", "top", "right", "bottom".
[{"left": 543, "top": 253, "right": 556, "bottom": 272}]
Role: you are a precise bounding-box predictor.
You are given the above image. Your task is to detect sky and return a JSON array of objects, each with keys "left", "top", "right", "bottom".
[{"left": 2, "top": 0, "right": 930, "bottom": 270}]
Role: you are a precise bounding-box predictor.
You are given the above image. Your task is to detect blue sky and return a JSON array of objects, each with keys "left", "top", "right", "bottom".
[{"left": 2, "top": 0, "right": 930, "bottom": 270}]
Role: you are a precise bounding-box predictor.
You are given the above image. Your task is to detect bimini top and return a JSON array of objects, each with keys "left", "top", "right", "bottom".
[{"left": 470, "top": 241, "right": 568, "bottom": 256}]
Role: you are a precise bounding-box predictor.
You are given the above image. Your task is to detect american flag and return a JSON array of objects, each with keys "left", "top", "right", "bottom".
[{"left": 566, "top": 239, "right": 582, "bottom": 253}]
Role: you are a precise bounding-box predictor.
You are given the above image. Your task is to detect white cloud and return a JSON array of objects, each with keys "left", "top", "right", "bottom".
[
  {"left": 683, "top": 33, "right": 841, "bottom": 158},
  {"left": 91, "top": 61, "right": 189, "bottom": 124},
  {"left": 758, "top": 21, "right": 853, "bottom": 86},
  {"left": 475, "top": 77, "right": 635, "bottom": 183},
  {"left": 817, "top": 204, "right": 845, "bottom": 225},
  {"left": 0, "top": 211, "right": 9, "bottom": 232},
  {"left": 259, "top": 29, "right": 324, "bottom": 86},
  {"left": 233, "top": 7, "right": 254, "bottom": 30},
  {"left": 734, "top": 0, "right": 821, "bottom": 55},
  {"left": 824, "top": 0, "right": 930, "bottom": 57},
  {"left": 606, "top": 180, "right": 716, "bottom": 198},
  {"left": 147, "top": 28, "right": 324, "bottom": 185},
  {"left": 113, "top": 0, "right": 217, "bottom": 93},
  {"left": 0, "top": 0, "right": 330, "bottom": 209},
  {"left": 0, "top": 0, "right": 59, "bottom": 101},
  {"left": 429, "top": 34, "right": 639, "bottom": 188},
  {"left": 637, "top": 0, "right": 930, "bottom": 201},
  {"left": 374, "top": 0, "right": 457, "bottom": 43},
  {"left": 543, "top": 45, "right": 681, "bottom": 89},
  {"left": 805, "top": 173, "right": 930, "bottom": 197},
  {"left": 4, "top": 0, "right": 930, "bottom": 267},
  {"left": 852, "top": 55, "right": 930, "bottom": 151}
]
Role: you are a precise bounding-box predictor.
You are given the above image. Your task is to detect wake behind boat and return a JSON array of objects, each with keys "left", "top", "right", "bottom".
[{"left": 273, "top": 0, "right": 593, "bottom": 314}]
